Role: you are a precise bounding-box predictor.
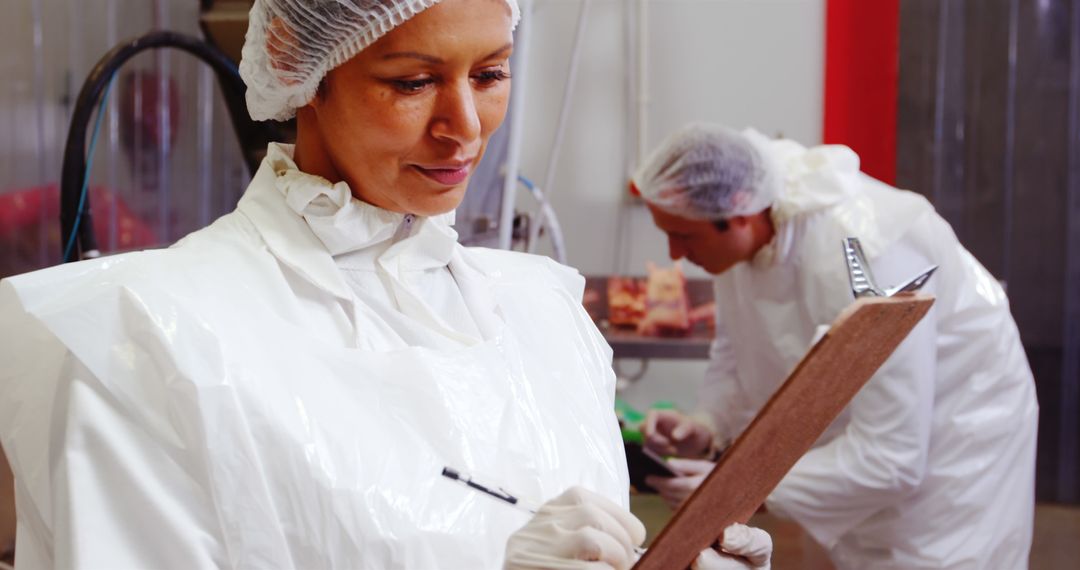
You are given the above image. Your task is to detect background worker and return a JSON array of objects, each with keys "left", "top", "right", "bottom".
[{"left": 636, "top": 124, "right": 1038, "bottom": 569}]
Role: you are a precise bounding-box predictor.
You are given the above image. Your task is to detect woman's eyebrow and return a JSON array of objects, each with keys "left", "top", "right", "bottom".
[
  {"left": 382, "top": 51, "right": 443, "bottom": 64},
  {"left": 482, "top": 42, "right": 513, "bottom": 61},
  {"left": 380, "top": 43, "right": 513, "bottom": 65}
]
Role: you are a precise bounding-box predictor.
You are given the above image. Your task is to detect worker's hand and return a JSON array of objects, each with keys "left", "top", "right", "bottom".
[
  {"left": 691, "top": 524, "right": 773, "bottom": 570},
  {"left": 642, "top": 409, "right": 715, "bottom": 458},
  {"left": 503, "top": 486, "right": 646, "bottom": 570},
  {"left": 645, "top": 458, "right": 714, "bottom": 510}
]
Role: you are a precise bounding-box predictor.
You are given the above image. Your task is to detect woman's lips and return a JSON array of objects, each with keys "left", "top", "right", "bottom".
[{"left": 412, "top": 164, "right": 472, "bottom": 186}]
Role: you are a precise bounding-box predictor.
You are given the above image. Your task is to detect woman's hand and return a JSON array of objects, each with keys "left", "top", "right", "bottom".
[{"left": 504, "top": 487, "right": 646, "bottom": 570}]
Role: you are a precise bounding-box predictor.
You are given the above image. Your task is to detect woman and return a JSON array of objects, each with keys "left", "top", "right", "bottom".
[{"left": 0, "top": 1, "right": 769, "bottom": 568}]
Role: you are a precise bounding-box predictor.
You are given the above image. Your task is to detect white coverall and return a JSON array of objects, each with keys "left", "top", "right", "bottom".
[
  {"left": 0, "top": 144, "right": 629, "bottom": 569},
  {"left": 701, "top": 134, "right": 1039, "bottom": 569}
]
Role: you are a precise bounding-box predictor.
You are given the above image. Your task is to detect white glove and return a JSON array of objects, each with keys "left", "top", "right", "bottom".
[
  {"left": 504, "top": 486, "right": 647, "bottom": 570},
  {"left": 692, "top": 524, "right": 773, "bottom": 570},
  {"left": 642, "top": 410, "right": 715, "bottom": 459},
  {"left": 644, "top": 458, "right": 714, "bottom": 510}
]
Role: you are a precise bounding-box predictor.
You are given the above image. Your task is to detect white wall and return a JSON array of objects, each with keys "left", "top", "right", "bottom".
[{"left": 516, "top": 0, "right": 825, "bottom": 412}]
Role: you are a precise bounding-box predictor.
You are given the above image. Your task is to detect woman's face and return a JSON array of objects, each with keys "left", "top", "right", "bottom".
[{"left": 306, "top": 0, "right": 514, "bottom": 216}]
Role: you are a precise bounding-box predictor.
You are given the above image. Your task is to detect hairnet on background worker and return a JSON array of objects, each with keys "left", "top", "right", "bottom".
[
  {"left": 0, "top": 2, "right": 770, "bottom": 568},
  {"left": 631, "top": 124, "right": 780, "bottom": 221},
  {"left": 636, "top": 124, "right": 1038, "bottom": 569}
]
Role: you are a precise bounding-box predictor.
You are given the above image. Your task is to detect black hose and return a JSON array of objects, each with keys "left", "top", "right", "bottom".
[{"left": 59, "top": 31, "right": 283, "bottom": 262}]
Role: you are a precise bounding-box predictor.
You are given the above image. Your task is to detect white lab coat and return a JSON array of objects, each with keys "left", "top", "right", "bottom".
[
  {"left": 701, "top": 134, "right": 1038, "bottom": 569},
  {"left": 0, "top": 144, "right": 629, "bottom": 569}
]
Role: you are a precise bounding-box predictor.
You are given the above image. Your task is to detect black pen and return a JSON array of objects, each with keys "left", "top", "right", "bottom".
[
  {"left": 440, "top": 466, "right": 541, "bottom": 513},
  {"left": 440, "top": 466, "right": 646, "bottom": 556}
]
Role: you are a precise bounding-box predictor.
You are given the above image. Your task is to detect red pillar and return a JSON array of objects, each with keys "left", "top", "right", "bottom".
[{"left": 823, "top": 0, "right": 900, "bottom": 184}]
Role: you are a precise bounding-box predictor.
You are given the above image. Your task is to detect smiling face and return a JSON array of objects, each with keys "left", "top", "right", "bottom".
[{"left": 295, "top": 0, "right": 514, "bottom": 216}]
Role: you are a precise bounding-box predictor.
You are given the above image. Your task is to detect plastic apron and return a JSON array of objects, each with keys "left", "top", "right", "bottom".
[{"left": 0, "top": 145, "right": 628, "bottom": 569}]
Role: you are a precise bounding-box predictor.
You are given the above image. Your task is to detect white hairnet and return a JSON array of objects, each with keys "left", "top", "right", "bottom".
[
  {"left": 241, "top": 0, "right": 521, "bottom": 122},
  {"left": 633, "top": 124, "right": 780, "bottom": 221}
]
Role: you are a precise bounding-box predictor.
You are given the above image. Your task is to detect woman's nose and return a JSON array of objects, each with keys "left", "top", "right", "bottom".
[{"left": 431, "top": 80, "right": 481, "bottom": 147}]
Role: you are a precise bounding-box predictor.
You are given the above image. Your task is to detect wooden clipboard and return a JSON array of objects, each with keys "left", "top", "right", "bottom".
[{"left": 633, "top": 293, "right": 934, "bottom": 570}]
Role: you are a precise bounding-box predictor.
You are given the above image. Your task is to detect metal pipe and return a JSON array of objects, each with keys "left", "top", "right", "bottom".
[
  {"left": 1003, "top": 0, "right": 1019, "bottom": 285},
  {"left": 1060, "top": 0, "right": 1080, "bottom": 504},
  {"left": 637, "top": 0, "right": 649, "bottom": 165},
  {"left": 497, "top": 0, "right": 534, "bottom": 250},
  {"left": 31, "top": 0, "right": 48, "bottom": 262},
  {"left": 155, "top": 0, "right": 172, "bottom": 241},
  {"left": 528, "top": 0, "right": 592, "bottom": 253},
  {"left": 198, "top": 66, "right": 215, "bottom": 229},
  {"left": 106, "top": 0, "right": 120, "bottom": 252},
  {"left": 615, "top": 0, "right": 639, "bottom": 275}
]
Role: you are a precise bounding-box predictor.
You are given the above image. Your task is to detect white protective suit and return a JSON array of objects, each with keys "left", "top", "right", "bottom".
[
  {"left": 700, "top": 133, "right": 1039, "bottom": 569},
  {"left": 0, "top": 144, "right": 629, "bottom": 569}
]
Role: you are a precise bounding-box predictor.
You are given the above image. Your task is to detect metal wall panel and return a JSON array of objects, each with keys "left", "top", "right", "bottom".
[{"left": 898, "top": 0, "right": 1080, "bottom": 503}]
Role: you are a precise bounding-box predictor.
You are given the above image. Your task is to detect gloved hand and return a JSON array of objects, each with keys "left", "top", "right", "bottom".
[
  {"left": 642, "top": 409, "right": 715, "bottom": 459},
  {"left": 644, "top": 458, "right": 714, "bottom": 510},
  {"left": 692, "top": 524, "right": 773, "bottom": 570},
  {"left": 504, "top": 486, "right": 647, "bottom": 570}
]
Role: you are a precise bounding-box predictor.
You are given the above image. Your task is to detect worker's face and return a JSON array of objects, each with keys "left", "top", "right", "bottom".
[
  {"left": 308, "top": 0, "right": 513, "bottom": 216},
  {"left": 646, "top": 203, "right": 757, "bottom": 275}
]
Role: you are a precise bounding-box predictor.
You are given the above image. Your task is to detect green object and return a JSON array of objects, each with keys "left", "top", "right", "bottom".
[
  {"left": 616, "top": 399, "right": 681, "bottom": 444},
  {"left": 615, "top": 398, "right": 645, "bottom": 423}
]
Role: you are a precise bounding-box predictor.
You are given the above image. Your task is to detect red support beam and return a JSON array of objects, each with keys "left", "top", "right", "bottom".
[{"left": 823, "top": 0, "right": 900, "bottom": 184}]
